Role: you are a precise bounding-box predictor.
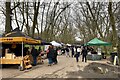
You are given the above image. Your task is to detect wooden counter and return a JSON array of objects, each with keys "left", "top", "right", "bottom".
[{"left": 0, "top": 58, "right": 22, "bottom": 64}]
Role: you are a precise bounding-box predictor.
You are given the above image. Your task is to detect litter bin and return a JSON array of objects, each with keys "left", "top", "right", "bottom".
[{"left": 110, "top": 52, "right": 117, "bottom": 64}]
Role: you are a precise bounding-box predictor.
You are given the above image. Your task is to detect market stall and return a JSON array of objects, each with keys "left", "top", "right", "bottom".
[
  {"left": 85, "top": 38, "right": 111, "bottom": 60},
  {"left": 0, "top": 28, "right": 40, "bottom": 70}
]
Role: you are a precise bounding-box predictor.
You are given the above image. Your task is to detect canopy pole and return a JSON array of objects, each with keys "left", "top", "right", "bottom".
[{"left": 22, "top": 42, "right": 23, "bottom": 59}]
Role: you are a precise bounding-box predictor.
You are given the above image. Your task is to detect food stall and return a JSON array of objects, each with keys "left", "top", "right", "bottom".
[
  {"left": 0, "top": 28, "right": 41, "bottom": 70},
  {"left": 85, "top": 38, "right": 111, "bottom": 60}
]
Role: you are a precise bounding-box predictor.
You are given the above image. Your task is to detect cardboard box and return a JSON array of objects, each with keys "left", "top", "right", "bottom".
[{"left": 5, "top": 53, "right": 13, "bottom": 59}]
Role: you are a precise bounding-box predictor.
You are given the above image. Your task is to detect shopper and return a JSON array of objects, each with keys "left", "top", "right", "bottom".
[
  {"left": 71, "top": 47, "right": 74, "bottom": 57},
  {"left": 52, "top": 47, "right": 58, "bottom": 64},
  {"left": 75, "top": 47, "right": 81, "bottom": 62},
  {"left": 46, "top": 45, "right": 54, "bottom": 66},
  {"left": 65, "top": 47, "right": 70, "bottom": 57},
  {"left": 31, "top": 47, "right": 38, "bottom": 66},
  {"left": 81, "top": 46, "right": 88, "bottom": 62}
]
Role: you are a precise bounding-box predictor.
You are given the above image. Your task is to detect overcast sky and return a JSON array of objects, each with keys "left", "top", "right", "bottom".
[{"left": 0, "top": 0, "right": 119, "bottom": 41}]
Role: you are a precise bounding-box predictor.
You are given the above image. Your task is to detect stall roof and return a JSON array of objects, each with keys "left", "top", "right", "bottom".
[
  {"left": 85, "top": 38, "right": 111, "bottom": 46},
  {"left": 33, "top": 37, "right": 52, "bottom": 45},
  {"left": 0, "top": 28, "right": 40, "bottom": 44},
  {"left": 3, "top": 28, "right": 31, "bottom": 38}
]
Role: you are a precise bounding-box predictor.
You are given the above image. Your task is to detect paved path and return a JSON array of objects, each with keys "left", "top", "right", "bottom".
[
  {"left": 1, "top": 55, "right": 119, "bottom": 79},
  {"left": 14, "top": 56, "right": 80, "bottom": 78}
]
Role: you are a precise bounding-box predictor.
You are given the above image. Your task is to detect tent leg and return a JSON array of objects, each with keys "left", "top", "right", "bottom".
[
  {"left": 22, "top": 42, "right": 23, "bottom": 59},
  {"left": 20, "top": 42, "right": 24, "bottom": 70}
]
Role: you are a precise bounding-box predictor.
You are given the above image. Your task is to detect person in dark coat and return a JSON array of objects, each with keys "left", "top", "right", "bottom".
[
  {"left": 46, "top": 45, "right": 55, "bottom": 66},
  {"left": 23, "top": 47, "right": 29, "bottom": 56},
  {"left": 65, "top": 47, "right": 70, "bottom": 57},
  {"left": 81, "top": 46, "right": 88, "bottom": 62},
  {"left": 61, "top": 48, "right": 65, "bottom": 55},
  {"left": 38, "top": 47, "right": 42, "bottom": 54},
  {"left": 31, "top": 47, "right": 38, "bottom": 66},
  {"left": 52, "top": 47, "right": 58, "bottom": 64},
  {"left": 71, "top": 47, "right": 74, "bottom": 57}
]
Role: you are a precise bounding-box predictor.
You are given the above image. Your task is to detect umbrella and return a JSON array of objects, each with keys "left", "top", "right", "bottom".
[{"left": 85, "top": 38, "right": 111, "bottom": 46}]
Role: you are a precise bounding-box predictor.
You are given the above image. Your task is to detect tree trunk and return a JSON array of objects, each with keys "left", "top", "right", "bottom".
[
  {"left": 117, "top": 5, "right": 120, "bottom": 65},
  {"left": 41, "top": 3, "right": 45, "bottom": 37},
  {"left": 86, "top": 2, "right": 103, "bottom": 38},
  {"left": 108, "top": 2, "right": 117, "bottom": 47},
  {"left": 26, "top": 2, "right": 30, "bottom": 36},
  {"left": 32, "top": 2, "right": 40, "bottom": 38},
  {"left": 118, "top": 36, "right": 120, "bottom": 65},
  {"left": 5, "top": 2, "right": 12, "bottom": 33},
  {"left": 14, "top": 2, "right": 20, "bottom": 29}
]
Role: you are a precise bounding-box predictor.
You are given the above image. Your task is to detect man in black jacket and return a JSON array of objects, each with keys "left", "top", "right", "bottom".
[
  {"left": 47, "top": 45, "right": 55, "bottom": 66},
  {"left": 52, "top": 47, "right": 58, "bottom": 64},
  {"left": 81, "top": 46, "right": 88, "bottom": 62},
  {"left": 31, "top": 47, "right": 38, "bottom": 66}
]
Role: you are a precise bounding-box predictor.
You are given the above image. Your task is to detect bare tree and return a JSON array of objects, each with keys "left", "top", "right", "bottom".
[
  {"left": 108, "top": 2, "right": 117, "bottom": 47},
  {"left": 5, "top": 2, "right": 12, "bottom": 33},
  {"left": 31, "top": 2, "right": 40, "bottom": 37},
  {"left": 5, "top": 1, "right": 20, "bottom": 33}
]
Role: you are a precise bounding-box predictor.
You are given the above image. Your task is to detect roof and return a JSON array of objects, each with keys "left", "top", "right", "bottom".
[
  {"left": 0, "top": 28, "right": 40, "bottom": 44},
  {"left": 85, "top": 38, "right": 111, "bottom": 46},
  {"left": 3, "top": 28, "right": 31, "bottom": 38}
]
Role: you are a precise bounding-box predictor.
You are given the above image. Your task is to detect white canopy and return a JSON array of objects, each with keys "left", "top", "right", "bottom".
[
  {"left": 50, "top": 41, "right": 62, "bottom": 46},
  {"left": 66, "top": 43, "right": 71, "bottom": 46},
  {"left": 60, "top": 42, "right": 65, "bottom": 45}
]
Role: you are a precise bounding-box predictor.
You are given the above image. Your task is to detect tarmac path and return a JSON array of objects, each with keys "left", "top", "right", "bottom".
[{"left": 1, "top": 55, "right": 119, "bottom": 79}]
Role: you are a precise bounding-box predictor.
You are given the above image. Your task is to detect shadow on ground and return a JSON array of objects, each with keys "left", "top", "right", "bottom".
[{"left": 1, "top": 64, "right": 20, "bottom": 69}]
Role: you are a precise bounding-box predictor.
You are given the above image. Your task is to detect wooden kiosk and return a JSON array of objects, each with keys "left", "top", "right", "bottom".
[{"left": 0, "top": 29, "right": 40, "bottom": 70}]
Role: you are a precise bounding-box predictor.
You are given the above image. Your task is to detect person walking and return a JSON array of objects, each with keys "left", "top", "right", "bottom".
[
  {"left": 52, "top": 47, "right": 58, "bottom": 64},
  {"left": 31, "top": 47, "right": 38, "bottom": 66},
  {"left": 65, "top": 47, "right": 70, "bottom": 57},
  {"left": 75, "top": 47, "right": 81, "bottom": 62},
  {"left": 61, "top": 47, "right": 65, "bottom": 55},
  {"left": 46, "top": 45, "right": 54, "bottom": 66},
  {"left": 71, "top": 47, "right": 74, "bottom": 57},
  {"left": 81, "top": 46, "right": 88, "bottom": 62},
  {"left": 74, "top": 47, "right": 76, "bottom": 57}
]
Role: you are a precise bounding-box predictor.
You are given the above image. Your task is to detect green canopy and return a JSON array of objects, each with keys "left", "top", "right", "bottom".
[{"left": 85, "top": 38, "right": 111, "bottom": 46}]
